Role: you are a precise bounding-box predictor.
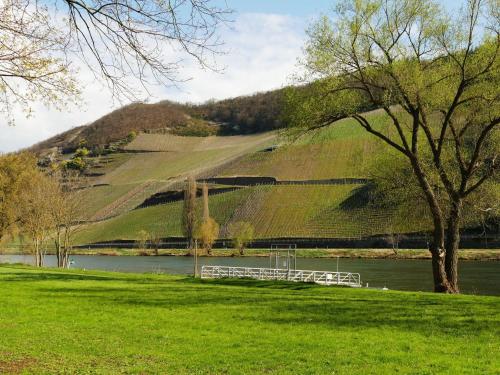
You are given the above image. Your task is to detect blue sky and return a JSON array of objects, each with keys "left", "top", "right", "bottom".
[
  {"left": 0, "top": 1, "right": 466, "bottom": 152},
  {"left": 223, "top": 0, "right": 460, "bottom": 17}
]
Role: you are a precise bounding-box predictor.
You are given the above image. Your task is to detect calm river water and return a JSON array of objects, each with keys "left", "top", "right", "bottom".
[{"left": 1, "top": 254, "right": 498, "bottom": 296}]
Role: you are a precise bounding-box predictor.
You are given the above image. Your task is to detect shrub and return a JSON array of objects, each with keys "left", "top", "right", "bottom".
[
  {"left": 74, "top": 147, "right": 90, "bottom": 157},
  {"left": 64, "top": 157, "right": 86, "bottom": 171},
  {"left": 228, "top": 221, "right": 254, "bottom": 255}
]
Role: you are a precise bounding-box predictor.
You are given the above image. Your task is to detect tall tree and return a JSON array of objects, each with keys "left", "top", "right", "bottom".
[
  {"left": 0, "top": 0, "right": 230, "bottom": 121},
  {"left": 202, "top": 181, "right": 210, "bottom": 222},
  {"left": 18, "top": 171, "right": 57, "bottom": 266},
  {"left": 0, "top": 152, "right": 38, "bottom": 241},
  {"left": 49, "top": 170, "right": 86, "bottom": 268},
  {"left": 287, "top": 0, "right": 499, "bottom": 293},
  {"left": 182, "top": 175, "right": 197, "bottom": 250}
]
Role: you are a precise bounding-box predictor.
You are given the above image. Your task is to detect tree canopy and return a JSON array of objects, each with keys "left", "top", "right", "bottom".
[{"left": 287, "top": 0, "right": 499, "bottom": 293}]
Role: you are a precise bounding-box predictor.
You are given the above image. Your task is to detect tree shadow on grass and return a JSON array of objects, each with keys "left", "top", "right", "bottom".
[
  {"left": 3, "top": 267, "right": 498, "bottom": 338},
  {"left": 32, "top": 283, "right": 500, "bottom": 338}
]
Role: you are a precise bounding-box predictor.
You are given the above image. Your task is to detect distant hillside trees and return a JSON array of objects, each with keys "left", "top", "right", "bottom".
[
  {"left": 289, "top": 0, "right": 499, "bottom": 293},
  {"left": 192, "top": 89, "right": 286, "bottom": 134},
  {"left": 0, "top": 0, "right": 230, "bottom": 121}
]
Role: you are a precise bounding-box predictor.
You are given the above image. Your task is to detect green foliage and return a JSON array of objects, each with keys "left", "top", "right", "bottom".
[
  {"left": 197, "top": 217, "right": 219, "bottom": 253},
  {"left": 126, "top": 131, "right": 137, "bottom": 143},
  {"left": 228, "top": 221, "right": 254, "bottom": 255},
  {"left": 0, "top": 153, "right": 38, "bottom": 240},
  {"left": 74, "top": 147, "right": 90, "bottom": 157},
  {"left": 0, "top": 265, "right": 498, "bottom": 373},
  {"left": 63, "top": 157, "right": 86, "bottom": 171}
]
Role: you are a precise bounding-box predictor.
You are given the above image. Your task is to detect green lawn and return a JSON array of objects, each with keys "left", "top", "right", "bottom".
[{"left": 1, "top": 265, "right": 498, "bottom": 374}]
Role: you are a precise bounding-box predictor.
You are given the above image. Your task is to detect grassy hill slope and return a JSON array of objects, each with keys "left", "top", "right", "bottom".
[
  {"left": 29, "top": 106, "right": 497, "bottom": 245},
  {"left": 80, "top": 132, "right": 276, "bottom": 221}
]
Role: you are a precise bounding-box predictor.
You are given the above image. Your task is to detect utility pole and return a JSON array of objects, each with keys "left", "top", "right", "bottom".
[
  {"left": 337, "top": 255, "right": 340, "bottom": 285},
  {"left": 194, "top": 239, "right": 198, "bottom": 278}
]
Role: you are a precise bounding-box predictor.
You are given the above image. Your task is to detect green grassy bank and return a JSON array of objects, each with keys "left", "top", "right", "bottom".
[
  {"left": 0, "top": 265, "right": 499, "bottom": 374},
  {"left": 3, "top": 247, "right": 500, "bottom": 260}
]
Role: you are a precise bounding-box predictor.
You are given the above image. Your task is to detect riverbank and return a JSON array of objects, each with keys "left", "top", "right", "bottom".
[
  {"left": 0, "top": 264, "right": 498, "bottom": 374},
  {"left": 3, "top": 247, "right": 500, "bottom": 260}
]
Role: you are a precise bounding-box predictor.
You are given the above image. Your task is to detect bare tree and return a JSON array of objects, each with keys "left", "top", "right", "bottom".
[
  {"left": 202, "top": 181, "right": 209, "bottom": 222},
  {"left": 182, "top": 175, "right": 197, "bottom": 250},
  {"left": 288, "top": 0, "right": 499, "bottom": 292},
  {"left": 148, "top": 229, "right": 162, "bottom": 256},
  {"left": 18, "top": 172, "right": 56, "bottom": 266},
  {"left": 0, "top": 0, "right": 231, "bottom": 120},
  {"left": 49, "top": 171, "right": 87, "bottom": 268}
]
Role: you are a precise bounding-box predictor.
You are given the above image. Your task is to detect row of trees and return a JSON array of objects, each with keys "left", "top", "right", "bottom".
[
  {"left": 0, "top": 153, "right": 85, "bottom": 267},
  {"left": 182, "top": 176, "right": 254, "bottom": 255}
]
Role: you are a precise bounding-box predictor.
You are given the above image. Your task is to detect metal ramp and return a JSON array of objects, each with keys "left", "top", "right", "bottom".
[{"left": 201, "top": 265, "right": 361, "bottom": 287}]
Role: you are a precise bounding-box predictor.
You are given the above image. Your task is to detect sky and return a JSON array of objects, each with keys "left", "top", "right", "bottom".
[{"left": 1, "top": 0, "right": 460, "bottom": 153}]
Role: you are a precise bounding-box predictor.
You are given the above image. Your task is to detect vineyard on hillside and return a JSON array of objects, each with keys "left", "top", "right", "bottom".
[{"left": 75, "top": 184, "right": 434, "bottom": 244}]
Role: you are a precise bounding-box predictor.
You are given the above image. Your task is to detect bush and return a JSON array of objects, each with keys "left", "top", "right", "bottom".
[
  {"left": 127, "top": 131, "right": 137, "bottom": 143},
  {"left": 63, "top": 157, "right": 86, "bottom": 171},
  {"left": 74, "top": 147, "right": 90, "bottom": 157}
]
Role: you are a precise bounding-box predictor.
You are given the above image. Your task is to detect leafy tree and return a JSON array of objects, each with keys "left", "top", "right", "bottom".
[
  {"left": 228, "top": 221, "right": 254, "bottom": 255},
  {"left": 0, "top": 152, "right": 38, "bottom": 241},
  {"left": 197, "top": 217, "right": 219, "bottom": 255},
  {"left": 287, "top": 0, "right": 499, "bottom": 293}
]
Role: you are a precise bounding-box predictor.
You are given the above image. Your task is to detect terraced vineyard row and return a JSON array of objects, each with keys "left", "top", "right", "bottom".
[{"left": 76, "top": 184, "right": 431, "bottom": 244}]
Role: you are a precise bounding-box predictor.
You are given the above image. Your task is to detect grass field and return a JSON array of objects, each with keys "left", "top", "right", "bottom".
[{"left": 0, "top": 265, "right": 498, "bottom": 374}]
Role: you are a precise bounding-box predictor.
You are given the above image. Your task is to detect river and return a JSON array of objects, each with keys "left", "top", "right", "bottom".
[{"left": 1, "top": 254, "right": 498, "bottom": 296}]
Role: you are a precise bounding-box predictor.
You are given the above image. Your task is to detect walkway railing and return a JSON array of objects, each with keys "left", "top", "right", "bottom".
[{"left": 200, "top": 265, "right": 361, "bottom": 287}]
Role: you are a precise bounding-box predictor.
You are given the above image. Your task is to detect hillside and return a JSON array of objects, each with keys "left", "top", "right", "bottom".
[
  {"left": 30, "top": 89, "right": 285, "bottom": 154},
  {"left": 73, "top": 110, "right": 441, "bottom": 245},
  {"left": 25, "top": 101, "right": 499, "bottom": 246}
]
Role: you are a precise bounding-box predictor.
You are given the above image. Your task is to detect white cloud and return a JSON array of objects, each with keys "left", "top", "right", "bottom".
[{"left": 0, "top": 13, "right": 306, "bottom": 153}]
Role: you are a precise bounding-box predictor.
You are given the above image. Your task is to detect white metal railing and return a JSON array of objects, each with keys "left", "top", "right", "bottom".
[{"left": 200, "top": 265, "right": 361, "bottom": 287}]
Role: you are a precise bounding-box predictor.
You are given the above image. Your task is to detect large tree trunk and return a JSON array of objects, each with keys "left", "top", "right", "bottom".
[
  {"left": 408, "top": 157, "right": 454, "bottom": 293},
  {"left": 444, "top": 199, "right": 462, "bottom": 293}
]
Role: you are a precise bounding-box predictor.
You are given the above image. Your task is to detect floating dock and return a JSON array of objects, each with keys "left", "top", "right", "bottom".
[{"left": 201, "top": 265, "right": 361, "bottom": 287}]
